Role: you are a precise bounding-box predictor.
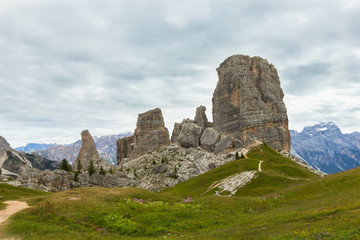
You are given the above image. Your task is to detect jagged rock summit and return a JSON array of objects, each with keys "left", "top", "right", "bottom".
[
  {"left": 212, "top": 54, "right": 290, "bottom": 152},
  {"left": 0, "top": 136, "right": 11, "bottom": 151},
  {"left": 73, "top": 130, "right": 106, "bottom": 171},
  {"left": 117, "top": 108, "right": 170, "bottom": 165}
]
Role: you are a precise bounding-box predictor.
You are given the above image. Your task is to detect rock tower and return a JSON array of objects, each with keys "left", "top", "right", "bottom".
[
  {"left": 212, "top": 54, "right": 290, "bottom": 151},
  {"left": 73, "top": 130, "right": 106, "bottom": 171},
  {"left": 117, "top": 108, "right": 170, "bottom": 165}
]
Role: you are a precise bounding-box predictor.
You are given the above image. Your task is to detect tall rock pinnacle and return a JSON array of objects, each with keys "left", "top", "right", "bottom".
[
  {"left": 212, "top": 54, "right": 290, "bottom": 151},
  {"left": 73, "top": 130, "right": 105, "bottom": 171}
]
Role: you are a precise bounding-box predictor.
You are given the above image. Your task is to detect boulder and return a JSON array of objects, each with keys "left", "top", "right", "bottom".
[
  {"left": 212, "top": 54, "right": 290, "bottom": 151},
  {"left": 176, "top": 123, "right": 202, "bottom": 148},
  {"left": 200, "top": 128, "right": 221, "bottom": 151}
]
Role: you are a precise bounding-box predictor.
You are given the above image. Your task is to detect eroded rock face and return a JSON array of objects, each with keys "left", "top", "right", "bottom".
[
  {"left": 194, "top": 105, "right": 209, "bottom": 128},
  {"left": 116, "top": 136, "right": 134, "bottom": 165},
  {"left": 0, "top": 136, "right": 11, "bottom": 151},
  {"left": 131, "top": 108, "right": 170, "bottom": 158},
  {"left": 116, "top": 108, "right": 170, "bottom": 164},
  {"left": 212, "top": 55, "right": 290, "bottom": 151},
  {"left": 73, "top": 130, "right": 106, "bottom": 171}
]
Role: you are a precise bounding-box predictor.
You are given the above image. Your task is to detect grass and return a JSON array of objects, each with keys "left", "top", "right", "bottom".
[
  {"left": 2, "top": 144, "right": 360, "bottom": 239},
  {"left": 0, "top": 183, "right": 49, "bottom": 210}
]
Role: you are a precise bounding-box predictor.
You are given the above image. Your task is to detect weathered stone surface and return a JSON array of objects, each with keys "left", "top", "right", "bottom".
[
  {"left": 214, "top": 136, "right": 242, "bottom": 155},
  {"left": 0, "top": 136, "right": 11, "bottom": 151},
  {"left": 212, "top": 54, "right": 290, "bottom": 151},
  {"left": 200, "top": 128, "right": 221, "bottom": 152},
  {"left": 116, "top": 108, "right": 170, "bottom": 164},
  {"left": 176, "top": 123, "right": 202, "bottom": 148},
  {"left": 171, "top": 123, "right": 182, "bottom": 143},
  {"left": 73, "top": 130, "right": 106, "bottom": 171},
  {"left": 194, "top": 105, "right": 209, "bottom": 128},
  {"left": 131, "top": 108, "right": 170, "bottom": 158},
  {"left": 116, "top": 136, "right": 134, "bottom": 165}
]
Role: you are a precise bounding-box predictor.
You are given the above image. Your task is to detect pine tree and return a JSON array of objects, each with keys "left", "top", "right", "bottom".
[
  {"left": 235, "top": 152, "right": 240, "bottom": 160},
  {"left": 60, "top": 159, "right": 70, "bottom": 171},
  {"left": 77, "top": 160, "right": 82, "bottom": 172},
  {"left": 100, "top": 166, "right": 106, "bottom": 175},
  {"left": 88, "top": 160, "right": 95, "bottom": 176}
]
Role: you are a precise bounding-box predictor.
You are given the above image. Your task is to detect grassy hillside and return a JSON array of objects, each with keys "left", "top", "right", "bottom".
[
  {"left": 165, "top": 144, "right": 320, "bottom": 197},
  {"left": 2, "top": 144, "right": 360, "bottom": 239}
]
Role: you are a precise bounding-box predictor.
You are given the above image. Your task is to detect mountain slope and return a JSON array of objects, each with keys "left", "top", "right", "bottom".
[
  {"left": 291, "top": 122, "right": 360, "bottom": 174},
  {"left": 0, "top": 136, "right": 59, "bottom": 176},
  {"left": 164, "top": 144, "right": 321, "bottom": 197}
]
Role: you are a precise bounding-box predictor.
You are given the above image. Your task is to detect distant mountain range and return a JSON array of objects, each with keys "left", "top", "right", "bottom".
[
  {"left": 291, "top": 122, "right": 360, "bottom": 174},
  {"left": 15, "top": 124, "right": 360, "bottom": 174},
  {"left": 16, "top": 133, "right": 131, "bottom": 165}
]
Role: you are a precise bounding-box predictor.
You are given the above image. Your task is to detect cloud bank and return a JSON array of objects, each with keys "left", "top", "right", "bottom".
[{"left": 1, "top": 0, "right": 359, "bottom": 147}]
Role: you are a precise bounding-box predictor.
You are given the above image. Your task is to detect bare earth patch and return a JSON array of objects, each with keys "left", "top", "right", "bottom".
[{"left": 0, "top": 201, "right": 29, "bottom": 224}]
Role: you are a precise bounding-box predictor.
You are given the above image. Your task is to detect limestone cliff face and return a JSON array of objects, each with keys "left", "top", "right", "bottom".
[
  {"left": 117, "top": 108, "right": 170, "bottom": 164},
  {"left": 212, "top": 55, "right": 290, "bottom": 151},
  {"left": 73, "top": 130, "right": 106, "bottom": 171}
]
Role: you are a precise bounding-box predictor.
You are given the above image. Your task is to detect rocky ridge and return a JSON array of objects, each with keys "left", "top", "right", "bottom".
[{"left": 0, "top": 135, "right": 59, "bottom": 179}]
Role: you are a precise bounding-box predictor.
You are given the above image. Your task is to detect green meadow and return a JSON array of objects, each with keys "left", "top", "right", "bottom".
[{"left": 1, "top": 145, "right": 360, "bottom": 239}]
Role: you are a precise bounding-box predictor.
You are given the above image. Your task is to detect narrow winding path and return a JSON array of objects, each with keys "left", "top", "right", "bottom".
[
  {"left": 0, "top": 201, "right": 29, "bottom": 224},
  {"left": 258, "top": 160, "right": 264, "bottom": 172}
]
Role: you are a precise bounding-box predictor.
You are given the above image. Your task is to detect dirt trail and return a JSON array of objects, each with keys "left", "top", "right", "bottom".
[
  {"left": 258, "top": 161, "right": 264, "bottom": 172},
  {"left": 0, "top": 201, "right": 29, "bottom": 224}
]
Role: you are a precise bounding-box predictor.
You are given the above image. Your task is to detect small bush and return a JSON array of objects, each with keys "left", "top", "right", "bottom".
[{"left": 235, "top": 152, "right": 240, "bottom": 160}]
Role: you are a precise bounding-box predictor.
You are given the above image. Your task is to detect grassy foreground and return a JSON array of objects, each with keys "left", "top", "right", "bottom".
[{"left": 1, "top": 145, "right": 360, "bottom": 239}]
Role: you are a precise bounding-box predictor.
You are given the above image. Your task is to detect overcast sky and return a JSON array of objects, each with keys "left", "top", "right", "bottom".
[{"left": 1, "top": 0, "right": 360, "bottom": 147}]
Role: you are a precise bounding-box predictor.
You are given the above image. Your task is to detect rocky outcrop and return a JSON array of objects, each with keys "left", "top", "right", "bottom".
[
  {"left": 212, "top": 54, "right": 290, "bottom": 152},
  {"left": 116, "top": 136, "right": 134, "bottom": 165},
  {"left": 116, "top": 108, "right": 170, "bottom": 165},
  {"left": 73, "top": 130, "right": 106, "bottom": 171},
  {"left": 12, "top": 168, "right": 135, "bottom": 192},
  {"left": 0, "top": 136, "right": 11, "bottom": 151},
  {"left": 0, "top": 135, "right": 59, "bottom": 175},
  {"left": 194, "top": 106, "right": 209, "bottom": 128}
]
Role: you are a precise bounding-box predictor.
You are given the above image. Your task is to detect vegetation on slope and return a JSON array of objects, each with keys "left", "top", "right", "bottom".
[{"left": 1, "top": 144, "right": 360, "bottom": 239}]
